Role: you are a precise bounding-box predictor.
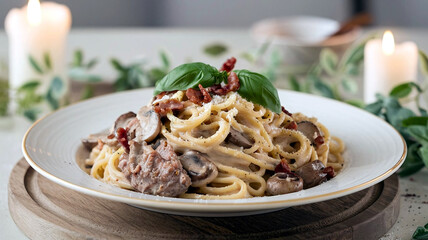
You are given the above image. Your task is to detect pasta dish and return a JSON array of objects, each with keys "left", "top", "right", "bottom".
[{"left": 81, "top": 57, "right": 345, "bottom": 199}]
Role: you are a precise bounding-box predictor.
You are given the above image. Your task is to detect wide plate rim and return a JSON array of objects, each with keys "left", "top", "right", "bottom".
[{"left": 21, "top": 88, "right": 407, "bottom": 211}]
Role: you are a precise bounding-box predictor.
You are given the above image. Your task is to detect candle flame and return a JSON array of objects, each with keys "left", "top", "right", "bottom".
[
  {"left": 27, "top": 0, "right": 41, "bottom": 26},
  {"left": 382, "top": 30, "right": 395, "bottom": 56}
]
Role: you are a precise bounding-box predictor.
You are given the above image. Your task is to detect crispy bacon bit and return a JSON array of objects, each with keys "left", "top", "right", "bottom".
[
  {"left": 220, "top": 57, "right": 237, "bottom": 72},
  {"left": 323, "top": 166, "right": 335, "bottom": 180},
  {"left": 116, "top": 127, "right": 130, "bottom": 152},
  {"left": 286, "top": 121, "right": 297, "bottom": 130},
  {"left": 207, "top": 72, "right": 240, "bottom": 95},
  {"left": 186, "top": 88, "right": 203, "bottom": 104},
  {"left": 314, "top": 136, "right": 325, "bottom": 146},
  {"left": 186, "top": 85, "right": 212, "bottom": 105},
  {"left": 154, "top": 99, "right": 184, "bottom": 117},
  {"left": 281, "top": 106, "right": 292, "bottom": 117},
  {"left": 274, "top": 159, "right": 292, "bottom": 173},
  {"left": 199, "top": 84, "right": 212, "bottom": 103}
]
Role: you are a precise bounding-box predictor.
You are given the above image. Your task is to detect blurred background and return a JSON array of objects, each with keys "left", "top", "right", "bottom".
[{"left": 1, "top": 0, "right": 428, "bottom": 28}]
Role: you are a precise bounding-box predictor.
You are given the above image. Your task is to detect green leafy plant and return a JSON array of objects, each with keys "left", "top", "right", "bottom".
[
  {"left": 413, "top": 222, "right": 428, "bottom": 240},
  {"left": 362, "top": 51, "right": 428, "bottom": 176},
  {"left": 15, "top": 80, "right": 43, "bottom": 121},
  {"left": 16, "top": 53, "right": 66, "bottom": 121},
  {"left": 0, "top": 79, "right": 8, "bottom": 116},
  {"left": 204, "top": 43, "right": 228, "bottom": 57},
  {"left": 112, "top": 51, "right": 171, "bottom": 92},
  {"left": 69, "top": 49, "right": 102, "bottom": 100},
  {"left": 288, "top": 36, "right": 375, "bottom": 105}
]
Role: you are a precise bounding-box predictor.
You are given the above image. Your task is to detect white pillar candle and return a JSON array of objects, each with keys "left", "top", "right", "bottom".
[
  {"left": 5, "top": 0, "right": 71, "bottom": 112},
  {"left": 364, "top": 31, "right": 418, "bottom": 103}
]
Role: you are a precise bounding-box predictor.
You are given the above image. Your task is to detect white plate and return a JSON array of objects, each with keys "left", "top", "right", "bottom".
[{"left": 22, "top": 88, "right": 406, "bottom": 216}]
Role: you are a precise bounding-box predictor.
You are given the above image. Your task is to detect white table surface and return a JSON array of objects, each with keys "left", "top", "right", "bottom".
[{"left": 1, "top": 28, "right": 428, "bottom": 240}]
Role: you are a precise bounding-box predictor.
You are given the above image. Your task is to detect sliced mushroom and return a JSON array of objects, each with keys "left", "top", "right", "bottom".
[
  {"left": 295, "top": 160, "right": 327, "bottom": 189},
  {"left": 297, "top": 121, "right": 322, "bottom": 145},
  {"left": 136, "top": 106, "right": 161, "bottom": 143},
  {"left": 266, "top": 172, "right": 303, "bottom": 195},
  {"left": 81, "top": 132, "right": 109, "bottom": 150},
  {"left": 227, "top": 127, "right": 254, "bottom": 148},
  {"left": 110, "top": 112, "right": 137, "bottom": 135},
  {"left": 82, "top": 132, "right": 120, "bottom": 150},
  {"left": 178, "top": 150, "right": 218, "bottom": 187}
]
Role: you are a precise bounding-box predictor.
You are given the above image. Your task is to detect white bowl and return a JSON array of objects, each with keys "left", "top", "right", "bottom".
[
  {"left": 22, "top": 88, "right": 405, "bottom": 216},
  {"left": 251, "top": 16, "right": 360, "bottom": 69}
]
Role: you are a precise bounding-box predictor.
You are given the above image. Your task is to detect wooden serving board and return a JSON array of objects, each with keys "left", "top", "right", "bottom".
[{"left": 9, "top": 158, "right": 400, "bottom": 240}]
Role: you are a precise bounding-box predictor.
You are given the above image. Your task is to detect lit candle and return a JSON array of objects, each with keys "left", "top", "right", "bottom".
[
  {"left": 364, "top": 31, "right": 418, "bottom": 103},
  {"left": 5, "top": 0, "right": 71, "bottom": 113}
]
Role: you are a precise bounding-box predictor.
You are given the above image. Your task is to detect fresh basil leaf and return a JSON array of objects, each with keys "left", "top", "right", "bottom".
[
  {"left": 320, "top": 48, "right": 338, "bottom": 76},
  {"left": 390, "top": 82, "right": 413, "bottom": 98},
  {"left": 402, "top": 116, "right": 428, "bottom": 127},
  {"left": 28, "top": 55, "right": 43, "bottom": 74},
  {"left": 235, "top": 70, "right": 281, "bottom": 113},
  {"left": 154, "top": 62, "right": 226, "bottom": 95},
  {"left": 204, "top": 43, "right": 228, "bottom": 57},
  {"left": 419, "top": 50, "right": 428, "bottom": 77}
]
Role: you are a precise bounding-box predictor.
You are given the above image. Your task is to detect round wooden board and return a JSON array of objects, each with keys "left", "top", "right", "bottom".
[{"left": 9, "top": 158, "right": 400, "bottom": 240}]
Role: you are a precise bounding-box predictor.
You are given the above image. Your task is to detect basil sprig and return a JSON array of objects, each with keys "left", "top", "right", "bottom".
[
  {"left": 154, "top": 62, "right": 227, "bottom": 95},
  {"left": 235, "top": 70, "right": 281, "bottom": 113},
  {"left": 153, "top": 62, "right": 281, "bottom": 113}
]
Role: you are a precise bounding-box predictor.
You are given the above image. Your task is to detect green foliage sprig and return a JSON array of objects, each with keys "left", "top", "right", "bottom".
[
  {"left": 413, "top": 222, "right": 428, "bottom": 240},
  {"left": 17, "top": 53, "right": 65, "bottom": 121},
  {"left": 365, "top": 51, "right": 428, "bottom": 176},
  {"left": 111, "top": 51, "right": 171, "bottom": 91},
  {"left": 288, "top": 36, "right": 375, "bottom": 107},
  {"left": 69, "top": 49, "right": 101, "bottom": 100}
]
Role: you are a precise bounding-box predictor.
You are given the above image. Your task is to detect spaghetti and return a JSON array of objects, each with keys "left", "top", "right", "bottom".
[{"left": 85, "top": 91, "right": 344, "bottom": 199}]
